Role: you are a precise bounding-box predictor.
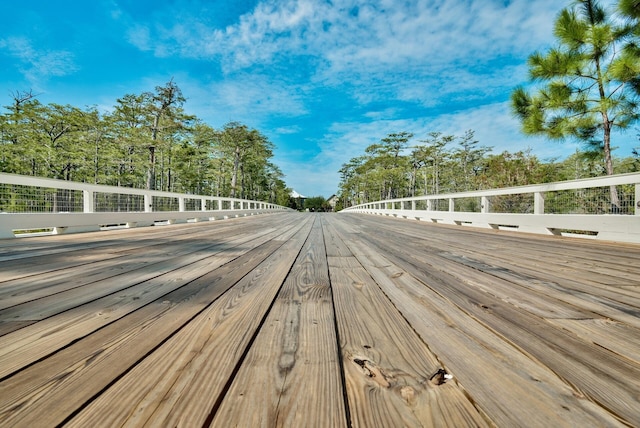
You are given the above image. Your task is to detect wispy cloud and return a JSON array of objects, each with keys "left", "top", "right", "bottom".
[
  {"left": 173, "top": 72, "right": 309, "bottom": 129},
  {"left": 126, "top": 25, "right": 153, "bottom": 52},
  {"left": 120, "top": 1, "right": 556, "bottom": 68},
  {"left": 117, "top": 0, "right": 557, "bottom": 109},
  {"left": 0, "top": 36, "right": 77, "bottom": 86}
]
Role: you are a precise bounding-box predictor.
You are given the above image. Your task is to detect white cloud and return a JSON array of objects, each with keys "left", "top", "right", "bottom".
[
  {"left": 172, "top": 72, "right": 309, "bottom": 129},
  {"left": 121, "top": 0, "right": 557, "bottom": 70},
  {"left": 0, "top": 36, "right": 77, "bottom": 86},
  {"left": 126, "top": 25, "right": 152, "bottom": 52},
  {"left": 111, "top": 0, "right": 567, "bottom": 115},
  {"left": 275, "top": 125, "right": 302, "bottom": 134}
]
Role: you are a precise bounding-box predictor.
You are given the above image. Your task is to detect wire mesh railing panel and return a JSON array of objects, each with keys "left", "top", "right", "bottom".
[
  {"left": 489, "top": 194, "right": 534, "bottom": 214},
  {"left": 205, "top": 199, "right": 218, "bottom": 210},
  {"left": 0, "top": 184, "right": 83, "bottom": 213},
  {"left": 153, "top": 196, "right": 179, "bottom": 212},
  {"left": 184, "top": 198, "right": 200, "bottom": 211},
  {"left": 454, "top": 197, "right": 482, "bottom": 213},
  {"left": 434, "top": 199, "right": 449, "bottom": 211},
  {"left": 94, "top": 192, "right": 145, "bottom": 212},
  {"left": 545, "top": 185, "right": 635, "bottom": 215},
  {"left": 415, "top": 200, "right": 428, "bottom": 210}
]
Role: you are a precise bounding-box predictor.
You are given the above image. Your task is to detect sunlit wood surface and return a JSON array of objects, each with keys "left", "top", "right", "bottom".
[{"left": 0, "top": 212, "right": 639, "bottom": 427}]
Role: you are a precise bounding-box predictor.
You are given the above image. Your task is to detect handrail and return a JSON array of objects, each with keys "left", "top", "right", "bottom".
[
  {"left": 0, "top": 173, "right": 291, "bottom": 238},
  {"left": 340, "top": 172, "right": 640, "bottom": 243}
]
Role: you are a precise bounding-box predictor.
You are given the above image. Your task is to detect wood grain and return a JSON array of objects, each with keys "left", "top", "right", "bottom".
[
  {"left": 211, "top": 216, "right": 347, "bottom": 427},
  {"left": 323, "top": 217, "right": 489, "bottom": 427},
  {"left": 0, "top": 212, "right": 638, "bottom": 427},
  {"left": 65, "top": 215, "right": 314, "bottom": 427}
]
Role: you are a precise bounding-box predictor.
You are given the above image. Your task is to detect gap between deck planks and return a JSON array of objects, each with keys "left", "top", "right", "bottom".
[{"left": 0, "top": 212, "right": 639, "bottom": 427}]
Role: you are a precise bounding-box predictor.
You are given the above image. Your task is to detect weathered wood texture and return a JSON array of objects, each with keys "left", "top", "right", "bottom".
[{"left": 0, "top": 212, "right": 639, "bottom": 427}]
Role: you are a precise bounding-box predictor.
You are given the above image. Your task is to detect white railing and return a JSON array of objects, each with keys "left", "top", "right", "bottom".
[
  {"left": 0, "top": 173, "right": 291, "bottom": 239},
  {"left": 340, "top": 172, "right": 640, "bottom": 243}
]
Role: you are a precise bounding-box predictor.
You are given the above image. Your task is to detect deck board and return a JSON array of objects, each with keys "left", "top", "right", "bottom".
[
  {"left": 0, "top": 212, "right": 639, "bottom": 427},
  {"left": 212, "top": 216, "right": 346, "bottom": 427}
]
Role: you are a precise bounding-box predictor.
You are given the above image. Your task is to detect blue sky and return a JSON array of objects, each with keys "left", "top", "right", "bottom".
[{"left": 1, "top": 0, "right": 637, "bottom": 197}]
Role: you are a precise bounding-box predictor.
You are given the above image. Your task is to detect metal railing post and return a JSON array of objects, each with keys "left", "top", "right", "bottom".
[
  {"left": 145, "top": 194, "right": 152, "bottom": 212},
  {"left": 481, "top": 196, "right": 490, "bottom": 214},
  {"left": 83, "top": 190, "right": 94, "bottom": 213},
  {"left": 534, "top": 192, "right": 545, "bottom": 215}
]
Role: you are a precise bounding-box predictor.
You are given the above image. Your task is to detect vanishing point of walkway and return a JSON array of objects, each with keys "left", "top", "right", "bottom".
[{"left": 0, "top": 212, "right": 639, "bottom": 427}]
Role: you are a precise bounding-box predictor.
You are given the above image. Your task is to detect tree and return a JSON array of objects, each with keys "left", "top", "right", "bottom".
[
  {"left": 338, "top": 156, "right": 366, "bottom": 207},
  {"left": 451, "top": 130, "right": 492, "bottom": 191},
  {"left": 511, "top": 0, "right": 640, "bottom": 210},
  {"left": 215, "top": 122, "right": 276, "bottom": 199},
  {"left": 618, "top": 0, "right": 640, "bottom": 94},
  {"left": 413, "top": 132, "right": 453, "bottom": 195},
  {"left": 146, "top": 79, "right": 192, "bottom": 191},
  {"left": 72, "top": 106, "right": 113, "bottom": 185},
  {"left": 109, "top": 93, "right": 152, "bottom": 188},
  {"left": 0, "top": 91, "right": 39, "bottom": 175},
  {"left": 304, "top": 196, "right": 328, "bottom": 212},
  {"left": 26, "top": 102, "right": 88, "bottom": 181},
  {"left": 362, "top": 132, "right": 413, "bottom": 200},
  {"left": 264, "top": 162, "right": 289, "bottom": 205},
  {"left": 0, "top": 82, "right": 289, "bottom": 205}
]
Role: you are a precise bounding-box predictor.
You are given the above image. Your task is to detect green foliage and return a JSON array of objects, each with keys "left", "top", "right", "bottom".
[
  {"left": 336, "top": 128, "right": 638, "bottom": 209},
  {"left": 0, "top": 82, "right": 289, "bottom": 204},
  {"left": 511, "top": 0, "right": 640, "bottom": 182},
  {"left": 303, "top": 196, "right": 330, "bottom": 212},
  {"left": 339, "top": 130, "right": 495, "bottom": 207}
]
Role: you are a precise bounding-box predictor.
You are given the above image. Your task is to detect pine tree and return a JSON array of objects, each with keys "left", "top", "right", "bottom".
[{"left": 511, "top": 0, "right": 640, "bottom": 210}]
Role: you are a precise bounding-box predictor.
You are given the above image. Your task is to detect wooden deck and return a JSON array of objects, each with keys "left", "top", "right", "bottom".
[{"left": 0, "top": 212, "right": 639, "bottom": 427}]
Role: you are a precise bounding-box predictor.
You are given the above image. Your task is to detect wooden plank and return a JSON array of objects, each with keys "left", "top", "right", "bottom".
[
  {"left": 548, "top": 318, "right": 640, "bottom": 365},
  {"left": 437, "top": 251, "right": 640, "bottom": 329},
  {"left": 0, "top": 214, "right": 282, "bottom": 281},
  {"left": 0, "top": 215, "right": 303, "bottom": 376},
  {"left": 321, "top": 214, "right": 352, "bottom": 257},
  {"left": 211, "top": 215, "right": 347, "bottom": 427},
  {"left": 64, "top": 216, "right": 314, "bottom": 427},
  {"left": 339, "top": 214, "right": 640, "bottom": 426},
  {"left": 0, "top": 213, "right": 299, "bottom": 315},
  {"left": 363, "top": 214, "right": 640, "bottom": 288},
  {"left": 0, "top": 214, "right": 307, "bottom": 428},
  {"left": 0, "top": 225, "right": 270, "bottom": 316},
  {"left": 0, "top": 240, "right": 284, "bottom": 427},
  {"left": 342, "top": 214, "right": 640, "bottom": 327},
  {"left": 1, "top": 210, "right": 638, "bottom": 426},
  {"left": 330, "top": 220, "right": 620, "bottom": 427},
  {"left": 324, "top": 217, "right": 489, "bottom": 427},
  {"left": 436, "top": 252, "right": 600, "bottom": 319},
  {"left": 328, "top": 257, "right": 489, "bottom": 427}
]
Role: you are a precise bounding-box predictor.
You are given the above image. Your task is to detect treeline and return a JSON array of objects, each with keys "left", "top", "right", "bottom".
[
  {"left": 0, "top": 80, "right": 290, "bottom": 205},
  {"left": 337, "top": 130, "right": 640, "bottom": 210}
]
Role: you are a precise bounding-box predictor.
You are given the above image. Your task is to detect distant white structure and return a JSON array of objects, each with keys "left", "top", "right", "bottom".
[
  {"left": 327, "top": 194, "right": 338, "bottom": 211},
  {"left": 289, "top": 190, "right": 306, "bottom": 210}
]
